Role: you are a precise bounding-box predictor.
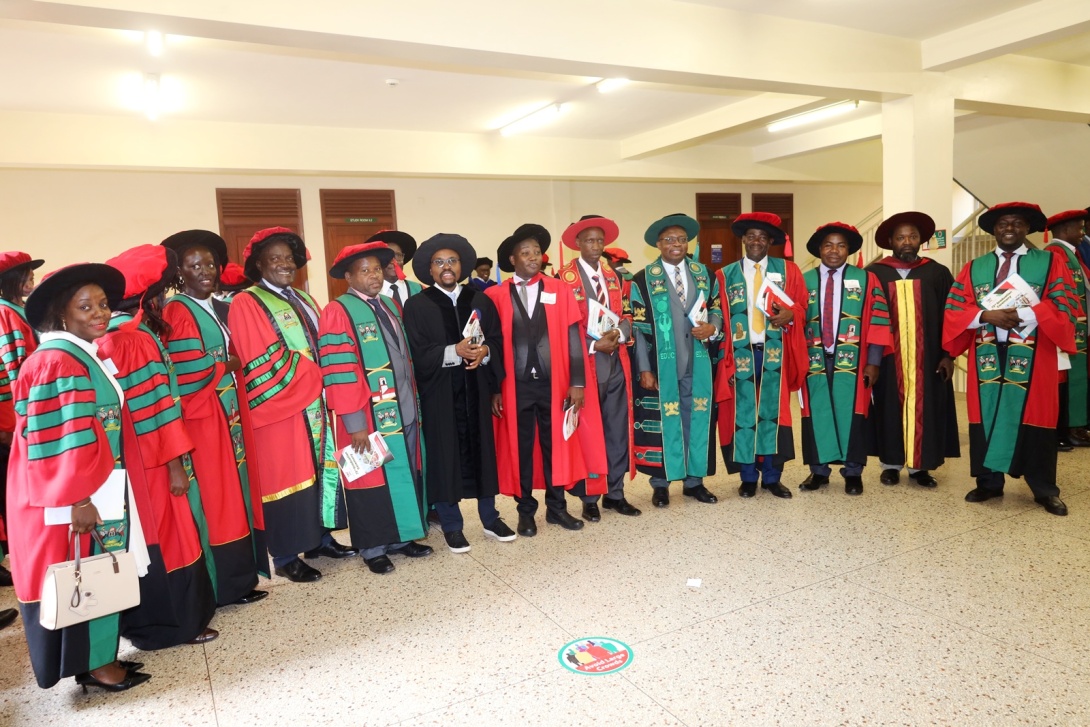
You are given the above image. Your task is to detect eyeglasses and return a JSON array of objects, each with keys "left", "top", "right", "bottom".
[
  {"left": 658, "top": 236, "right": 688, "bottom": 245},
  {"left": 431, "top": 257, "right": 460, "bottom": 268}
]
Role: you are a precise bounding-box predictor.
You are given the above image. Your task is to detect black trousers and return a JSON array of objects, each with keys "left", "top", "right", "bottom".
[{"left": 515, "top": 377, "right": 566, "bottom": 516}]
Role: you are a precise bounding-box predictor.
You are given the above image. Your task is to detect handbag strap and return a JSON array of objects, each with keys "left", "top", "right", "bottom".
[{"left": 69, "top": 527, "right": 120, "bottom": 608}]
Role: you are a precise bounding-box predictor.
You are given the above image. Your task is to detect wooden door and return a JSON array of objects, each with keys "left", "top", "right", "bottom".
[
  {"left": 751, "top": 193, "right": 795, "bottom": 260},
  {"left": 695, "top": 193, "right": 742, "bottom": 275},
  {"left": 319, "top": 190, "right": 397, "bottom": 301},
  {"left": 216, "top": 188, "right": 308, "bottom": 290}
]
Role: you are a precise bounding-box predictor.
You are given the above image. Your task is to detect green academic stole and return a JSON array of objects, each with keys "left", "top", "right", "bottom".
[
  {"left": 247, "top": 286, "right": 342, "bottom": 529},
  {"left": 168, "top": 296, "right": 265, "bottom": 578},
  {"left": 38, "top": 337, "right": 126, "bottom": 667},
  {"left": 336, "top": 294, "right": 425, "bottom": 539},
  {"left": 631, "top": 259, "right": 715, "bottom": 481},
  {"left": 722, "top": 259, "right": 787, "bottom": 463},
  {"left": 968, "top": 252, "right": 1049, "bottom": 473},
  {"left": 1047, "top": 243, "right": 1088, "bottom": 426},
  {"left": 802, "top": 266, "right": 867, "bottom": 463}
]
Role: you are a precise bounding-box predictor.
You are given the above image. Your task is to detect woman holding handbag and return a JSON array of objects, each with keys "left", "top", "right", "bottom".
[{"left": 7, "top": 262, "right": 152, "bottom": 691}]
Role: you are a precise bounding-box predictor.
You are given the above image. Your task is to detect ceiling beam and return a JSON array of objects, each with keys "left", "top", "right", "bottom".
[
  {"left": 751, "top": 115, "right": 882, "bottom": 163},
  {"left": 950, "top": 55, "right": 1090, "bottom": 122},
  {"left": 621, "top": 94, "right": 824, "bottom": 159},
  {"left": 922, "top": 0, "right": 1090, "bottom": 71}
]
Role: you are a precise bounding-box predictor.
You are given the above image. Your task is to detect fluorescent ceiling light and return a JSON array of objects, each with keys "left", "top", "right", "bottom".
[
  {"left": 596, "top": 78, "right": 629, "bottom": 94},
  {"left": 767, "top": 101, "right": 858, "bottom": 133},
  {"left": 145, "top": 30, "right": 163, "bottom": 57},
  {"left": 143, "top": 73, "right": 161, "bottom": 120},
  {"left": 500, "top": 103, "right": 566, "bottom": 136}
]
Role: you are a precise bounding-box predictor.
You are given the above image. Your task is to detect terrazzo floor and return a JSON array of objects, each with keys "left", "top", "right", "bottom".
[{"left": 2, "top": 394, "right": 1089, "bottom": 726}]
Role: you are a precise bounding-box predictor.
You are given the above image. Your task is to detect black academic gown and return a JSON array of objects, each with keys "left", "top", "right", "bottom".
[
  {"left": 866, "top": 258, "right": 960, "bottom": 470},
  {"left": 402, "top": 285, "right": 504, "bottom": 504}
]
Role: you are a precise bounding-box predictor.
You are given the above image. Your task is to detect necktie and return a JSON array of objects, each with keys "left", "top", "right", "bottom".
[
  {"left": 518, "top": 281, "right": 530, "bottom": 311},
  {"left": 592, "top": 274, "right": 606, "bottom": 305},
  {"left": 995, "top": 251, "right": 1015, "bottom": 285},
  {"left": 752, "top": 262, "right": 765, "bottom": 334},
  {"left": 366, "top": 298, "right": 400, "bottom": 350},
  {"left": 674, "top": 266, "right": 685, "bottom": 302},
  {"left": 391, "top": 284, "right": 403, "bottom": 307},
  {"left": 281, "top": 288, "right": 318, "bottom": 352},
  {"left": 822, "top": 268, "right": 836, "bottom": 350}
]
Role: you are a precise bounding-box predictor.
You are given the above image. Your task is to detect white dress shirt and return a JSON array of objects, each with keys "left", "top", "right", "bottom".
[
  {"left": 741, "top": 256, "right": 767, "bottom": 345},
  {"left": 511, "top": 274, "right": 540, "bottom": 317},
  {"left": 381, "top": 279, "right": 411, "bottom": 304},
  {"left": 661, "top": 260, "right": 689, "bottom": 301}
]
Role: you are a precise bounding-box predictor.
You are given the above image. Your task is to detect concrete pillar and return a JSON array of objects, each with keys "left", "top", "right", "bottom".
[{"left": 881, "top": 93, "right": 955, "bottom": 268}]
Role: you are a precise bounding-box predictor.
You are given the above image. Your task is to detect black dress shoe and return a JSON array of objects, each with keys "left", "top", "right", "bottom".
[
  {"left": 844, "top": 476, "right": 863, "bottom": 496},
  {"left": 738, "top": 481, "right": 757, "bottom": 498},
  {"left": 233, "top": 589, "right": 269, "bottom": 605},
  {"left": 0, "top": 608, "right": 17, "bottom": 630},
  {"left": 1035, "top": 495, "right": 1068, "bottom": 516},
  {"left": 651, "top": 488, "right": 670, "bottom": 507},
  {"left": 964, "top": 487, "right": 1003, "bottom": 503},
  {"left": 274, "top": 558, "right": 322, "bottom": 583},
  {"left": 602, "top": 497, "right": 641, "bottom": 516},
  {"left": 683, "top": 485, "right": 718, "bottom": 503},
  {"left": 880, "top": 469, "right": 900, "bottom": 485},
  {"left": 582, "top": 502, "right": 601, "bottom": 522},
  {"left": 909, "top": 471, "right": 938, "bottom": 488},
  {"left": 186, "top": 627, "right": 219, "bottom": 645},
  {"left": 545, "top": 509, "right": 585, "bottom": 530},
  {"left": 364, "top": 554, "right": 395, "bottom": 574},
  {"left": 0, "top": 565, "right": 12, "bottom": 588},
  {"left": 517, "top": 514, "right": 537, "bottom": 537},
  {"left": 1057, "top": 440, "right": 1074, "bottom": 452},
  {"left": 303, "top": 540, "right": 359, "bottom": 559},
  {"left": 799, "top": 474, "right": 829, "bottom": 491},
  {"left": 389, "top": 541, "right": 434, "bottom": 558},
  {"left": 75, "top": 669, "right": 152, "bottom": 693},
  {"left": 763, "top": 482, "right": 793, "bottom": 499},
  {"left": 1070, "top": 429, "right": 1090, "bottom": 447}
]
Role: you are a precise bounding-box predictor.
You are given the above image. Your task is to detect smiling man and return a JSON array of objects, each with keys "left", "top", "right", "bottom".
[
  {"left": 865, "top": 212, "right": 960, "bottom": 489},
  {"left": 945, "top": 202, "right": 1076, "bottom": 516},
  {"left": 798, "top": 222, "right": 892, "bottom": 496},
  {"left": 631, "top": 213, "right": 723, "bottom": 507}
]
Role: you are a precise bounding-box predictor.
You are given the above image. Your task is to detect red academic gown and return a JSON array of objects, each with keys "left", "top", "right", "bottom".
[
  {"left": 97, "top": 321, "right": 215, "bottom": 650},
  {"left": 485, "top": 275, "right": 605, "bottom": 494},
  {"left": 0, "top": 301, "right": 36, "bottom": 435}
]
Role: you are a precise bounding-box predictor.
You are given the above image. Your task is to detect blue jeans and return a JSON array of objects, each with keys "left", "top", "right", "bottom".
[{"left": 739, "top": 456, "right": 781, "bottom": 485}]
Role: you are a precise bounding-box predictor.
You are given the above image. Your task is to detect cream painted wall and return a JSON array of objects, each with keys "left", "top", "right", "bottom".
[{"left": 1, "top": 168, "right": 879, "bottom": 305}]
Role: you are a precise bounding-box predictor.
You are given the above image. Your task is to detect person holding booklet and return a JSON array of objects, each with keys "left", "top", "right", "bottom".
[
  {"left": 486, "top": 223, "right": 604, "bottom": 536},
  {"left": 944, "top": 202, "right": 1076, "bottom": 516},
  {"left": 798, "top": 222, "right": 893, "bottom": 496},
  {"left": 402, "top": 234, "right": 518, "bottom": 553},
  {"left": 558, "top": 215, "right": 641, "bottom": 520},
  {"left": 318, "top": 242, "right": 432, "bottom": 574},
  {"left": 630, "top": 213, "right": 723, "bottom": 507},
  {"left": 714, "top": 212, "right": 808, "bottom": 500}
]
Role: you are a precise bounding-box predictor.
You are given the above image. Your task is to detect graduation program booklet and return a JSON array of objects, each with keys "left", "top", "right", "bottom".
[
  {"left": 562, "top": 399, "right": 579, "bottom": 441},
  {"left": 687, "top": 291, "right": 708, "bottom": 327},
  {"left": 754, "top": 277, "right": 795, "bottom": 318},
  {"left": 44, "top": 469, "right": 127, "bottom": 526},
  {"left": 586, "top": 299, "right": 620, "bottom": 340},
  {"left": 338, "top": 432, "right": 394, "bottom": 482},
  {"left": 462, "top": 309, "right": 485, "bottom": 345},
  {"left": 980, "top": 272, "right": 1039, "bottom": 339}
]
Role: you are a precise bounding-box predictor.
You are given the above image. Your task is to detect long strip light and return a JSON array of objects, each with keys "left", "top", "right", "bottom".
[
  {"left": 767, "top": 101, "right": 858, "bottom": 133},
  {"left": 500, "top": 103, "right": 566, "bottom": 136},
  {"left": 596, "top": 77, "right": 629, "bottom": 94}
]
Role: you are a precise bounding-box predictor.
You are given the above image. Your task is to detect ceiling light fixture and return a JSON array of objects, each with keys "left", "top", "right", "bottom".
[
  {"left": 767, "top": 101, "right": 859, "bottom": 133},
  {"left": 145, "top": 30, "right": 163, "bottom": 57},
  {"left": 596, "top": 77, "right": 629, "bottom": 94},
  {"left": 500, "top": 103, "right": 566, "bottom": 136},
  {"left": 143, "top": 73, "right": 161, "bottom": 120}
]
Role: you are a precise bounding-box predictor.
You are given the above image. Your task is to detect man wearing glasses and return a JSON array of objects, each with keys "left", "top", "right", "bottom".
[
  {"left": 401, "top": 235, "right": 518, "bottom": 553},
  {"left": 631, "top": 213, "right": 723, "bottom": 508}
]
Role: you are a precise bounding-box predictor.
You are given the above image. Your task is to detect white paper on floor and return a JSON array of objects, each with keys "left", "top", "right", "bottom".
[{"left": 687, "top": 578, "right": 702, "bottom": 588}]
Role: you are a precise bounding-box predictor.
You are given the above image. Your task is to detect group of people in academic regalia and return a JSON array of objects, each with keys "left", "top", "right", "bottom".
[{"left": 1, "top": 199, "right": 1086, "bottom": 695}]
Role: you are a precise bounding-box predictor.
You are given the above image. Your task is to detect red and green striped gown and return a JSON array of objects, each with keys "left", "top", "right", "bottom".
[
  {"left": 0, "top": 298, "right": 37, "bottom": 556},
  {"left": 7, "top": 334, "right": 127, "bottom": 688},
  {"left": 163, "top": 295, "right": 269, "bottom": 605},
  {"left": 97, "top": 315, "right": 215, "bottom": 650}
]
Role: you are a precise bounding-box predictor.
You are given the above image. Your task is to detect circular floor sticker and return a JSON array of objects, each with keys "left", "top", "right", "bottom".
[{"left": 558, "top": 637, "right": 633, "bottom": 675}]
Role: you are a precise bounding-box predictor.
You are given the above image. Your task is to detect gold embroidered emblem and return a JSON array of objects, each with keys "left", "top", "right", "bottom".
[
  {"left": 663, "top": 401, "right": 680, "bottom": 417},
  {"left": 693, "top": 397, "right": 708, "bottom": 412}
]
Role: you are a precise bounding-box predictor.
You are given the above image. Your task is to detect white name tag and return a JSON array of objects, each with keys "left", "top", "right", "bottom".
[
  {"left": 540, "top": 292, "right": 557, "bottom": 305},
  {"left": 102, "top": 358, "right": 119, "bottom": 375},
  {"left": 767, "top": 272, "right": 783, "bottom": 283},
  {"left": 844, "top": 279, "right": 862, "bottom": 291}
]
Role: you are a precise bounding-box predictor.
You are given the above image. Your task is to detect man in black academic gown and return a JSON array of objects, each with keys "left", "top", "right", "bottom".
[
  {"left": 866, "top": 211, "right": 959, "bottom": 487},
  {"left": 402, "top": 235, "right": 518, "bottom": 553}
]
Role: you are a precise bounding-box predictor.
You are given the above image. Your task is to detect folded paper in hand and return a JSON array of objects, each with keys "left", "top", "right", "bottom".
[
  {"left": 980, "top": 273, "right": 1040, "bottom": 339},
  {"left": 754, "top": 278, "right": 795, "bottom": 318},
  {"left": 563, "top": 402, "right": 579, "bottom": 441},
  {"left": 586, "top": 299, "right": 620, "bottom": 340},
  {"left": 688, "top": 291, "right": 708, "bottom": 327},
  {"left": 338, "top": 432, "right": 394, "bottom": 482},
  {"left": 44, "top": 469, "right": 127, "bottom": 526},
  {"left": 462, "top": 309, "right": 484, "bottom": 345}
]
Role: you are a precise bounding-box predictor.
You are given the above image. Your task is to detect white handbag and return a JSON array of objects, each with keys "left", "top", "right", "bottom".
[{"left": 39, "top": 529, "right": 140, "bottom": 631}]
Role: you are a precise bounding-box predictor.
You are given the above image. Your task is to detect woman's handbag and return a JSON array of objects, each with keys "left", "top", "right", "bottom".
[{"left": 39, "top": 528, "right": 140, "bottom": 631}]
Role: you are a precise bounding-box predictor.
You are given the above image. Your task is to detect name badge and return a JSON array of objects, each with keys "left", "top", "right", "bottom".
[
  {"left": 102, "top": 358, "right": 119, "bottom": 375},
  {"left": 767, "top": 272, "right": 783, "bottom": 283},
  {"left": 844, "top": 279, "right": 862, "bottom": 291},
  {"left": 540, "top": 292, "right": 557, "bottom": 305}
]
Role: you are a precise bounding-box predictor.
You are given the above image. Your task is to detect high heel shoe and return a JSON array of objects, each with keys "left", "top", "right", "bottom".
[
  {"left": 75, "top": 670, "right": 152, "bottom": 693},
  {"left": 118, "top": 660, "right": 145, "bottom": 672}
]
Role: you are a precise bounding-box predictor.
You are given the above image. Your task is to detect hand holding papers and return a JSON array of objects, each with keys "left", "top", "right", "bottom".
[
  {"left": 338, "top": 432, "right": 394, "bottom": 482},
  {"left": 688, "top": 291, "right": 708, "bottom": 327},
  {"left": 754, "top": 278, "right": 795, "bottom": 327},
  {"left": 586, "top": 299, "right": 620, "bottom": 341},
  {"left": 562, "top": 398, "right": 580, "bottom": 441},
  {"left": 981, "top": 273, "right": 1039, "bottom": 338},
  {"left": 44, "top": 469, "right": 127, "bottom": 525},
  {"left": 462, "top": 309, "right": 485, "bottom": 346}
]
